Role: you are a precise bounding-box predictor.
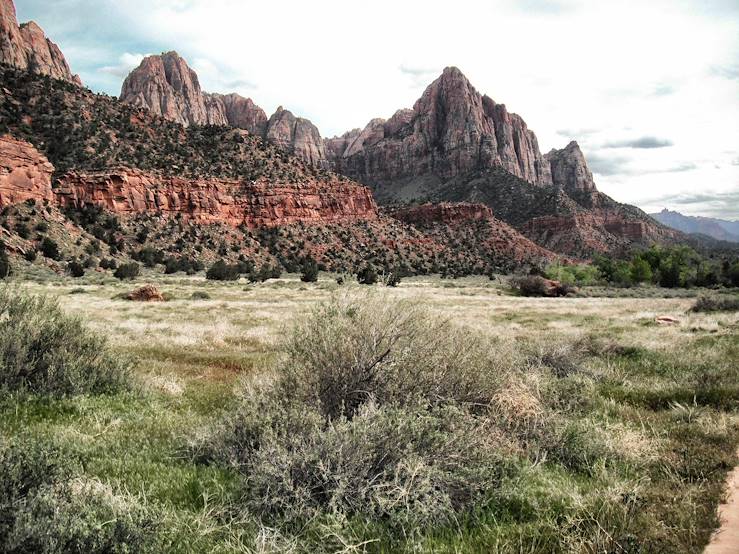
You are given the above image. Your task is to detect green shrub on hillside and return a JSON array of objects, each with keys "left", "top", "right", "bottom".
[{"left": 0, "top": 288, "right": 133, "bottom": 395}]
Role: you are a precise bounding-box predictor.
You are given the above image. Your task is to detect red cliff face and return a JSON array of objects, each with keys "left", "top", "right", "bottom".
[
  {"left": 54, "top": 169, "right": 378, "bottom": 228},
  {"left": 0, "top": 0, "right": 81, "bottom": 85},
  {"left": 0, "top": 135, "right": 54, "bottom": 206}
]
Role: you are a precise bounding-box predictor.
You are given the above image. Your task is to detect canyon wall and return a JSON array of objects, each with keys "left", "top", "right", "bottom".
[{"left": 0, "top": 135, "right": 54, "bottom": 206}]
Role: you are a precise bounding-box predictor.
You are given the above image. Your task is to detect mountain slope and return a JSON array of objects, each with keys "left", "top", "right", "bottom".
[
  {"left": 325, "top": 68, "right": 679, "bottom": 257},
  {"left": 650, "top": 209, "right": 739, "bottom": 243}
]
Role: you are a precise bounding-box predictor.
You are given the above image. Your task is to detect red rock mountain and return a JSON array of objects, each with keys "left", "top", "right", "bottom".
[
  {"left": 328, "top": 67, "right": 553, "bottom": 187},
  {"left": 120, "top": 52, "right": 329, "bottom": 167},
  {"left": 0, "top": 0, "right": 80, "bottom": 85}
]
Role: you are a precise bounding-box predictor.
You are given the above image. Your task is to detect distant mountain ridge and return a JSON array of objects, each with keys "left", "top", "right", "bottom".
[
  {"left": 650, "top": 209, "right": 739, "bottom": 243},
  {"left": 117, "top": 52, "right": 679, "bottom": 258}
]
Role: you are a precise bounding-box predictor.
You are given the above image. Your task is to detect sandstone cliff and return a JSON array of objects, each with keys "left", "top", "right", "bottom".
[
  {"left": 0, "top": 0, "right": 81, "bottom": 85},
  {"left": 326, "top": 67, "right": 553, "bottom": 186},
  {"left": 120, "top": 52, "right": 328, "bottom": 167},
  {"left": 55, "top": 169, "right": 377, "bottom": 228},
  {"left": 0, "top": 134, "right": 54, "bottom": 206}
]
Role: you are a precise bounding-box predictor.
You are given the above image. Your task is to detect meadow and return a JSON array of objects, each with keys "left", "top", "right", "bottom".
[{"left": 1, "top": 272, "right": 738, "bottom": 553}]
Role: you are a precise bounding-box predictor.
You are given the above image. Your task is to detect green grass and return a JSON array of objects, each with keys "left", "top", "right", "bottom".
[{"left": 1, "top": 274, "right": 737, "bottom": 552}]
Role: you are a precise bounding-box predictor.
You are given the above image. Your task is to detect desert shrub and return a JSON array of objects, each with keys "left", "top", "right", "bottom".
[
  {"left": 357, "top": 264, "right": 378, "bottom": 285},
  {"left": 0, "top": 288, "right": 133, "bottom": 395},
  {"left": 99, "top": 258, "right": 117, "bottom": 270},
  {"left": 690, "top": 295, "right": 739, "bottom": 313},
  {"left": 113, "top": 262, "right": 140, "bottom": 280},
  {"left": 24, "top": 249, "right": 36, "bottom": 262},
  {"left": 198, "top": 294, "right": 526, "bottom": 533},
  {"left": 66, "top": 260, "right": 85, "bottom": 278},
  {"left": 300, "top": 257, "right": 319, "bottom": 283},
  {"left": 278, "top": 294, "right": 500, "bottom": 420},
  {"left": 40, "top": 237, "right": 60, "bottom": 260},
  {"left": 512, "top": 275, "right": 549, "bottom": 296},
  {"left": 0, "top": 438, "right": 159, "bottom": 553},
  {"left": 210, "top": 398, "right": 506, "bottom": 527},
  {"left": 191, "top": 291, "right": 211, "bottom": 300},
  {"left": 0, "top": 244, "right": 10, "bottom": 279},
  {"left": 206, "top": 259, "right": 239, "bottom": 281}
]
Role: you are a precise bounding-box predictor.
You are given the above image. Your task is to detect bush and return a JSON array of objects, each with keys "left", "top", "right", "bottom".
[
  {"left": 113, "top": 262, "right": 140, "bottom": 280},
  {"left": 198, "top": 295, "right": 518, "bottom": 528},
  {"left": 690, "top": 296, "right": 739, "bottom": 313},
  {"left": 67, "top": 260, "right": 85, "bottom": 278},
  {"left": 99, "top": 258, "right": 117, "bottom": 270},
  {"left": 0, "top": 244, "right": 10, "bottom": 279},
  {"left": 24, "top": 249, "right": 36, "bottom": 263},
  {"left": 0, "top": 288, "right": 133, "bottom": 395},
  {"left": 206, "top": 259, "right": 239, "bottom": 281},
  {"left": 278, "top": 294, "right": 498, "bottom": 419},
  {"left": 191, "top": 291, "right": 211, "bottom": 300},
  {"left": 0, "top": 438, "right": 159, "bottom": 553},
  {"left": 40, "top": 237, "right": 60, "bottom": 260},
  {"left": 300, "top": 257, "right": 319, "bottom": 283},
  {"left": 512, "top": 275, "right": 574, "bottom": 297},
  {"left": 357, "top": 264, "right": 377, "bottom": 285}
]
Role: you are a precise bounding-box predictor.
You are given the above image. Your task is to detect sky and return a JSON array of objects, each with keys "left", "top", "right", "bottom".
[{"left": 14, "top": 0, "right": 739, "bottom": 219}]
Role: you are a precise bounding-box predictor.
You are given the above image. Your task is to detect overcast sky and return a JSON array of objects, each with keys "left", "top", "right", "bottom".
[{"left": 15, "top": 0, "right": 739, "bottom": 219}]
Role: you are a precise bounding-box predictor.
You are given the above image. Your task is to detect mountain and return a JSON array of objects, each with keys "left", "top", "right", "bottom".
[
  {"left": 650, "top": 209, "right": 739, "bottom": 243},
  {"left": 325, "top": 67, "right": 678, "bottom": 257},
  {"left": 0, "top": 0, "right": 555, "bottom": 277},
  {"left": 120, "top": 52, "right": 329, "bottom": 168},
  {"left": 0, "top": 0, "right": 80, "bottom": 85}
]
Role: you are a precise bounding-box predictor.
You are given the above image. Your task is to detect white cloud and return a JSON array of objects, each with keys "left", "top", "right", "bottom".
[{"left": 99, "top": 52, "right": 146, "bottom": 78}]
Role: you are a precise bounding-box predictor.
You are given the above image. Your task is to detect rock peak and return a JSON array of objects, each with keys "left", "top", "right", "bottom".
[{"left": 0, "top": 0, "right": 81, "bottom": 85}]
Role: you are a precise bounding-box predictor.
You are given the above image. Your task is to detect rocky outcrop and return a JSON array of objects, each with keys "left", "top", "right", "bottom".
[
  {"left": 545, "top": 141, "right": 599, "bottom": 206},
  {"left": 0, "top": 134, "right": 54, "bottom": 206},
  {"left": 207, "top": 92, "right": 268, "bottom": 137},
  {"left": 0, "top": 0, "right": 81, "bottom": 85},
  {"left": 327, "top": 67, "right": 553, "bottom": 186},
  {"left": 120, "top": 52, "right": 328, "bottom": 166},
  {"left": 391, "top": 202, "right": 493, "bottom": 226},
  {"left": 54, "top": 168, "right": 378, "bottom": 228},
  {"left": 120, "top": 52, "right": 224, "bottom": 127},
  {"left": 265, "top": 107, "right": 329, "bottom": 168}
]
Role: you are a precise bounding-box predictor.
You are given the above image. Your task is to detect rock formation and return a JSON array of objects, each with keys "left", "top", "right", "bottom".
[
  {"left": 120, "top": 52, "right": 225, "bottom": 127},
  {"left": 265, "top": 107, "right": 329, "bottom": 168},
  {"left": 0, "top": 134, "right": 54, "bottom": 206},
  {"left": 120, "top": 52, "right": 329, "bottom": 167},
  {"left": 0, "top": 0, "right": 81, "bottom": 85},
  {"left": 326, "top": 67, "right": 553, "bottom": 186},
  {"left": 55, "top": 168, "right": 378, "bottom": 228},
  {"left": 546, "top": 141, "right": 595, "bottom": 194}
]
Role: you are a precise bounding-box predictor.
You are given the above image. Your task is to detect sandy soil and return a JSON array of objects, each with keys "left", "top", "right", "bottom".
[{"left": 705, "top": 450, "right": 739, "bottom": 554}]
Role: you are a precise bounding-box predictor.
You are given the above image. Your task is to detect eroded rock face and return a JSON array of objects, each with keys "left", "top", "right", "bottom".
[
  {"left": 120, "top": 53, "right": 328, "bottom": 167},
  {"left": 0, "top": 134, "right": 54, "bottom": 206},
  {"left": 327, "top": 67, "right": 553, "bottom": 186},
  {"left": 0, "top": 0, "right": 81, "bottom": 85},
  {"left": 54, "top": 168, "right": 377, "bottom": 228},
  {"left": 266, "top": 107, "right": 329, "bottom": 168},
  {"left": 545, "top": 141, "right": 597, "bottom": 201},
  {"left": 207, "top": 92, "right": 268, "bottom": 137},
  {"left": 120, "top": 52, "right": 223, "bottom": 127}
]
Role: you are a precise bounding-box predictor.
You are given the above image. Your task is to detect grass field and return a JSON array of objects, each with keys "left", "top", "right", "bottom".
[{"left": 2, "top": 273, "right": 738, "bottom": 553}]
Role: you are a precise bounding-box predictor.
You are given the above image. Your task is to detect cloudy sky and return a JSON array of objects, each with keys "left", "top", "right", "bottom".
[{"left": 15, "top": 0, "right": 739, "bottom": 218}]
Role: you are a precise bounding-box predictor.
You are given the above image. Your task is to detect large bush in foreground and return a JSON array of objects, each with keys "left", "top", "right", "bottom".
[
  {"left": 0, "top": 288, "right": 133, "bottom": 395},
  {"left": 198, "top": 294, "right": 574, "bottom": 533}
]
